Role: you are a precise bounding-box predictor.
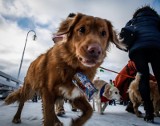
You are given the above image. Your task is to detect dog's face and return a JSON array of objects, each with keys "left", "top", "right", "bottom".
[
  {"left": 53, "top": 13, "right": 121, "bottom": 67},
  {"left": 70, "top": 15, "right": 109, "bottom": 67},
  {"left": 109, "top": 87, "right": 121, "bottom": 100},
  {"left": 103, "top": 86, "right": 121, "bottom": 100}
]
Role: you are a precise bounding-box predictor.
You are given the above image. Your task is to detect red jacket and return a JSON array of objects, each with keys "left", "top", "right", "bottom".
[
  {"left": 113, "top": 60, "right": 156, "bottom": 101},
  {"left": 113, "top": 60, "right": 136, "bottom": 101}
]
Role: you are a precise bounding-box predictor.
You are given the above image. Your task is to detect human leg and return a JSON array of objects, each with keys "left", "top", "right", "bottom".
[
  {"left": 150, "top": 49, "right": 160, "bottom": 93},
  {"left": 130, "top": 50, "right": 154, "bottom": 122}
]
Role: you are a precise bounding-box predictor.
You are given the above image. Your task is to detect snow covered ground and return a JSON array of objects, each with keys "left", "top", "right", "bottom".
[{"left": 0, "top": 100, "right": 160, "bottom": 126}]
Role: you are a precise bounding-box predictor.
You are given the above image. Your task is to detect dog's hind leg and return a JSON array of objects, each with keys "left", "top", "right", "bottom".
[
  {"left": 13, "top": 90, "right": 35, "bottom": 123},
  {"left": 133, "top": 102, "right": 142, "bottom": 117},
  {"left": 5, "top": 81, "right": 35, "bottom": 123},
  {"left": 12, "top": 101, "right": 24, "bottom": 123},
  {"left": 71, "top": 97, "right": 93, "bottom": 126},
  {"left": 153, "top": 100, "right": 160, "bottom": 117}
]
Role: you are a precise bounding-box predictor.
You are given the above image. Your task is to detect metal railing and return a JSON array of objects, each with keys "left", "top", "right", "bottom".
[{"left": 0, "top": 71, "right": 22, "bottom": 89}]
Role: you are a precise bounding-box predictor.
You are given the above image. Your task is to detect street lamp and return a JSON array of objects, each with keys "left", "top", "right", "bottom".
[{"left": 17, "top": 30, "right": 37, "bottom": 80}]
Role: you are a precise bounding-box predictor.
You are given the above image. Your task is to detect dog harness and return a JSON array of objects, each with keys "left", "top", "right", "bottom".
[{"left": 100, "top": 83, "right": 110, "bottom": 103}]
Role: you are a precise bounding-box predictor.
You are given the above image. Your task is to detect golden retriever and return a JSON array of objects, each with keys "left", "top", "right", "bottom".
[
  {"left": 92, "top": 79, "right": 121, "bottom": 114},
  {"left": 128, "top": 73, "right": 160, "bottom": 117},
  {"left": 5, "top": 13, "right": 124, "bottom": 126}
]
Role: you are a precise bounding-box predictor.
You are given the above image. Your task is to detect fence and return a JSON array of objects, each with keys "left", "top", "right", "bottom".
[{"left": 0, "top": 71, "right": 22, "bottom": 89}]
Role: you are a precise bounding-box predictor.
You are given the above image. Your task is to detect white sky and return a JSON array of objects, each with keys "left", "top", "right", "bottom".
[{"left": 0, "top": 0, "right": 159, "bottom": 82}]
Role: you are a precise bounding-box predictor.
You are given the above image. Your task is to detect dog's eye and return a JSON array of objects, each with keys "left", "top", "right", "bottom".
[
  {"left": 101, "top": 31, "right": 106, "bottom": 37},
  {"left": 115, "top": 92, "right": 118, "bottom": 94},
  {"left": 79, "top": 26, "right": 86, "bottom": 33}
]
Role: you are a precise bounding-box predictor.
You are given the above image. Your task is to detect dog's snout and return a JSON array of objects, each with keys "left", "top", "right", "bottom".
[{"left": 87, "top": 44, "right": 102, "bottom": 57}]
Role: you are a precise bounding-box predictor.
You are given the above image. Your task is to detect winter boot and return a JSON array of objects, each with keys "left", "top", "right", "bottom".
[{"left": 143, "top": 101, "right": 154, "bottom": 123}]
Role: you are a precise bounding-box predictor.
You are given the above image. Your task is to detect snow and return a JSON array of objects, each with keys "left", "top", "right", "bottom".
[{"left": 0, "top": 100, "right": 160, "bottom": 126}]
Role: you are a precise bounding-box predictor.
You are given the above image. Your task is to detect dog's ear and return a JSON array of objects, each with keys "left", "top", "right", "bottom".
[
  {"left": 53, "top": 13, "right": 83, "bottom": 43},
  {"left": 52, "top": 34, "right": 66, "bottom": 43},
  {"left": 103, "top": 85, "right": 111, "bottom": 98},
  {"left": 106, "top": 20, "right": 127, "bottom": 51}
]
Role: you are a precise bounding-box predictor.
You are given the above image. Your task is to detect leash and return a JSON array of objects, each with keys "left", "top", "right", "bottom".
[{"left": 99, "top": 66, "right": 135, "bottom": 79}]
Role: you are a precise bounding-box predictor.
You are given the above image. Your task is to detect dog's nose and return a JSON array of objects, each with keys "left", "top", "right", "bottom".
[{"left": 87, "top": 44, "right": 102, "bottom": 58}]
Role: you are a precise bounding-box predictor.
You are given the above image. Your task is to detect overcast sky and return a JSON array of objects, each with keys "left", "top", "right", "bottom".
[{"left": 0, "top": 0, "right": 160, "bottom": 82}]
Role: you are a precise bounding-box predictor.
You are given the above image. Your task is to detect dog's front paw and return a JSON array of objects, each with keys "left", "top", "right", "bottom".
[{"left": 56, "top": 108, "right": 65, "bottom": 116}]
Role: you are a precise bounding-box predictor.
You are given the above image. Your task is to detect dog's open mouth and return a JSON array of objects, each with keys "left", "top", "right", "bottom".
[{"left": 78, "top": 56, "right": 99, "bottom": 67}]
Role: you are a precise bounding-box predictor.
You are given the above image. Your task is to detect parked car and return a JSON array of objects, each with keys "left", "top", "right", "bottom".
[{"left": 0, "top": 89, "right": 13, "bottom": 99}]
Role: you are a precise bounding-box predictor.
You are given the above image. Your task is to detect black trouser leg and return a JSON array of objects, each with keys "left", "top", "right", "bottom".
[
  {"left": 150, "top": 50, "right": 160, "bottom": 94},
  {"left": 130, "top": 50, "right": 154, "bottom": 122},
  {"left": 131, "top": 51, "right": 150, "bottom": 102}
]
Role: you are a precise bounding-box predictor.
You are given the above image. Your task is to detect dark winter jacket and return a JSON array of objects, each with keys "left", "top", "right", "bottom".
[{"left": 120, "top": 6, "right": 160, "bottom": 57}]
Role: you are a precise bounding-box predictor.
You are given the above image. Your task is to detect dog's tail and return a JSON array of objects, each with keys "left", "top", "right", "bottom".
[
  {"left": 5, "top": 87, "right": 23, "bottom": 105},
  {"left": 5, "top": 82, "right": 34, "bottom": 105}
]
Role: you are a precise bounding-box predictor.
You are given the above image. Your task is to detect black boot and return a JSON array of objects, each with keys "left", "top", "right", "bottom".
[{"left": 143, "top": 101, "right": 154, "bottom": 123}]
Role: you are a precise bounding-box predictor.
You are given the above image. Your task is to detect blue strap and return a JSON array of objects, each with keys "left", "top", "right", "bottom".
[{"left": 100, "top": 83, "right": 107, "bottom": 98}]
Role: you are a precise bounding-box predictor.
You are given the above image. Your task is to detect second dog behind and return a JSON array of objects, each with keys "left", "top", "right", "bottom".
[
  {"left": 92, "top": 79, "right": 121, "bottom": 114},
  {"left": 128, "top": 73, "right": 160, "bottom": 117}
]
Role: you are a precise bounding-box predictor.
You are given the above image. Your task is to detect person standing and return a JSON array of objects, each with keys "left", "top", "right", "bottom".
[{"left": 120, "top": 6, "right": 160, "bottom": 122}]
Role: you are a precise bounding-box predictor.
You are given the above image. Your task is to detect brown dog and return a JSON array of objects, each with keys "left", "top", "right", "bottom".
[
  {"left": 5, "top": 13, "right": 124, "bottom": 126},
  {"left": 128, "top": 73, "right": 160, "bottom": 117},
  {"left": 92, "top": 79, "right": 121, "bottom": 114}
]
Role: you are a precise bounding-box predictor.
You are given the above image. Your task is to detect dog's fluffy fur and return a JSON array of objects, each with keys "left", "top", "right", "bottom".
[
  {"left": 92, "top": 79, "right": 121, "bottom": 114},
  {"left": 5, "top": 13, "right": 124, "bottom": 126},
  {"left": 128, "top": 73, "right": 160, "bottom": 117}
]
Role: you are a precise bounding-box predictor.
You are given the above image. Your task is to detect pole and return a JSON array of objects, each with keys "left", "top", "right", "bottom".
[{"left": 17, "top": 30, "right": 37, "bottom": 80}]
